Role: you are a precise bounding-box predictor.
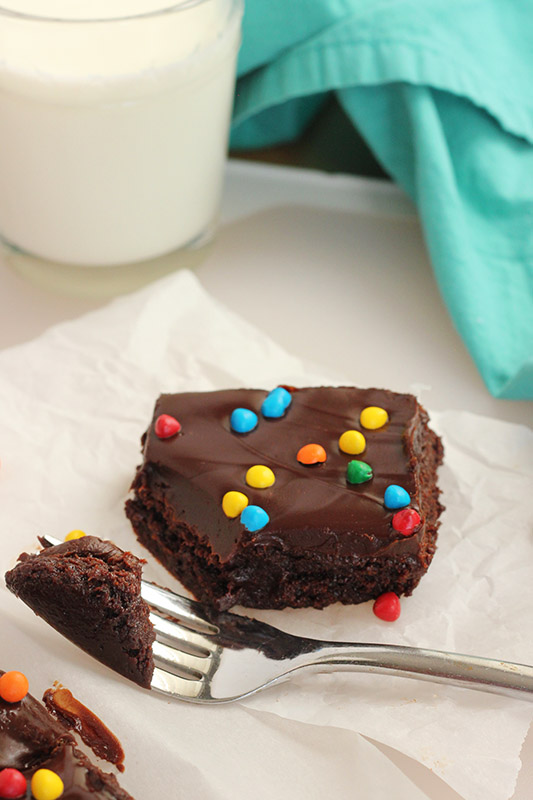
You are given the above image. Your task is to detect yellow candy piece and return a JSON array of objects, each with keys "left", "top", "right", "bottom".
[
  {"left": 31, "top": 769, "right": 64, "bottom": 800},
  {"left": 64, "top": 530, "right": 86, "bottom": 541},
  {"left": 338, "top": 430, "right": 366, "bottom": 455},
  {"left": 245, "top": 465, "right": 275, "bottom": 489},
  {"left": 222, "top": 491, "right": 249, "bottom": 519},
  {"left": 360, "top": 406, "right": 389, "bottom": 430}
]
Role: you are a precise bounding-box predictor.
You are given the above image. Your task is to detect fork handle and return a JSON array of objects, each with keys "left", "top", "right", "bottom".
[{"left": 303, "top": 642, "right": 533, "bottom": 700}]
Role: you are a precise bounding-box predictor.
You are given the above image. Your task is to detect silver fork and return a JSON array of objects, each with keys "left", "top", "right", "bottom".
[
  {"left": 43, "top": 536, "right": 533, "bottom": 703},
  {"left": 142, "top": 581, "right": 533, "bottom": 703}
]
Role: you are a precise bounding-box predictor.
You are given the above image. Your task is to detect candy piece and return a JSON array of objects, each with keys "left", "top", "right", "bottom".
[
  {"left": 261, "top": 387, "right": 292, "bottom": 419},
  {"left": 373, "top": 592, "right": 401, "bottom": 621},
  {"left": 0, "top": 671, "right": 29, "bottom": 703},
  {"left": 346, "top": 460, "right": 373, "bottom": 484},
  {"left": 384, "top": 485, "right": 410, "bottom": 509},
  {"left": 222, "top": 491, "right": 249, "bottom": 518},
  {"left": 64, "top": 529, "right": 86, "bottom": 541},
  {"left": 245, "top": 465, "right": 275, "bottom": 489},
  {"left": 240, "top": 505, "right": 269, "bottom": 532},
  {"left": 297, "top": 443, "right": 327, "bottom": 465},
  {"left": 30, "top": 770, "right": 64, "bottom": 800},
  {"left": 392, "top": 508, "right": 421, "bottom": 536},
  {"left": 154, "top": 414, "right": 181, "bottom": 439},
  {"left": 360, "top": 406, "right": 389, "bottom": 430},
  {"left": 0, "top": 769, "right": 27, "bottom": 800},
  {"left": 230, "top": 408, "right": 258, "bottom": 434},
  {"left": 338, "top": 430, "right": 366, "bottom": 455}
]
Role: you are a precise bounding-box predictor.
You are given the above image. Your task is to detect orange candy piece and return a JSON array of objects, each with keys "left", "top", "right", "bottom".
[
  {"left": 0, "top": 670, "right": 29, "bottom": 703},
  {"left": 297, "top": 443, "right": 327, "bottom": 465}
]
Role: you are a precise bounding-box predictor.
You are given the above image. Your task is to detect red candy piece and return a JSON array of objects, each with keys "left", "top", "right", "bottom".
[
  {"left": 154, "top": 414, "right": 181, "bottom": 439},
  {"left": 0, "top": 769, "right": 27, "bottom": 800},
  {"left": 392, "top": 508, "right": 421, "bottom": 536},
  {"left": 373, "top": 592, "right": 401, "bottom": 621}
]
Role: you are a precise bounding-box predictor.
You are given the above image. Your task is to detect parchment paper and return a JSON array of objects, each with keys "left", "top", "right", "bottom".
[{"left": 1, "top": 269, "right": 532, "bottom": 800}]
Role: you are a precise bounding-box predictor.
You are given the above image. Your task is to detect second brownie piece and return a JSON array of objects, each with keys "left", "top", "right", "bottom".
[{"left": 126, "top": 386, "right": 444, "bottom": 611}]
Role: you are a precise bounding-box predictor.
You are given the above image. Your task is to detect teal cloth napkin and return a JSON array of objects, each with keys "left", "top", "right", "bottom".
[{"left": 230, "top": 0, "right": 533, "bottom": 400}]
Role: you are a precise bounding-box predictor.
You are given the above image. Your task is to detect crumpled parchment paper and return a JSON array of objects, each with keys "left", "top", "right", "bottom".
[{"left": 1, "top": 269, "right": 532, "bottom": 800}]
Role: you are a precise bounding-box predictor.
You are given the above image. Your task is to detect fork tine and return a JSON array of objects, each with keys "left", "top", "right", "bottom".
[
  {"left": 40, "top": 534, "right": 63, "bottom": 547},
  {"left": 149, "top": 612, "right": 218, "bottom": 657},
  {"left": 151, "top": 666, "right": 205, "bottom": 700},
  {"left": 152, "top": 640, "right": 212, "bottom": 680},
  {"left": 141, "top": 582, "right": 218, "bottom": 635}
]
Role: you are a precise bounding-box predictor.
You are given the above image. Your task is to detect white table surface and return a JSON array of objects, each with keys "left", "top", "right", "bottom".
[
  {"left": 1, "top": 160, "right": 531, "bottom": 429},
  {"left": 1, "top": 159, "right": 532, "bottom": 799}
]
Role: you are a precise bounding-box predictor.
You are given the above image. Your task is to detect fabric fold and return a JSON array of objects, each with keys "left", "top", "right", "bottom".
[{"left": 231, "top": 0, "right": 533, "bottom": 399}]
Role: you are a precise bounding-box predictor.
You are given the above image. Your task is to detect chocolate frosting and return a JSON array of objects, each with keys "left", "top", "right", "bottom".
[
  {"left": 141, "top": 386, "right": 428, "bottom": 562},
  {"left": 43, "top": 686, "right": 125, "bottom": 770},
  {"left": 0, "top": 681, "right": 66, "bottom": 771}
]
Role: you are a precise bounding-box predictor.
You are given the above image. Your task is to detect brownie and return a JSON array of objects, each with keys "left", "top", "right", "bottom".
[
  {"left": 5, "top": 537, "right": 154, "bottom": 688},
  {"left": 0, "top": 670, "right": 134, "bottom": 799},
  {"left": 125, "top": 386, "right": 444, "bottom": 611}
]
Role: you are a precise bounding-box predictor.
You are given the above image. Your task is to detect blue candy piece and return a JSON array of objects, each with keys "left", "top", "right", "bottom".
[
  {"left": 230, "top": 408, "right": 258, "bottom": 434},
  {"left": 384, "top": 485, "right": 410, "bottom": 509},
  {"left": 240, "top": 505, "right": 269, "bottom": 532},
  {"left": 261, "top": 387, "right": 292, "bottom": 419}
]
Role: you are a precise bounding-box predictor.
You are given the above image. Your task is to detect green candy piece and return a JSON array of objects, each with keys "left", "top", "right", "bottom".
[{"left": 346, "top": 460, "right": 373, "bottom": 485}]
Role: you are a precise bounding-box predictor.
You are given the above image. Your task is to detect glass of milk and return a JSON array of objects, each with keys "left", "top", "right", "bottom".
[{"left": 0, "top": 0, "right": 243, "bottom": 270}]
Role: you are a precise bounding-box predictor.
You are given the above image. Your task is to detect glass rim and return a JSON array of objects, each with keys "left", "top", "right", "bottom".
[{"left": 0, "top": 0, "right": 217, "bottom": 24}]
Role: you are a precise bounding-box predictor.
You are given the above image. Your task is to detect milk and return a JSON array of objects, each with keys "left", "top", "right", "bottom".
[{"left": 0, "top": 0, "right": 242, "bottom": 266}]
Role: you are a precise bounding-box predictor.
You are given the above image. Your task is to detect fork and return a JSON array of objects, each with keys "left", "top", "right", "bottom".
[{"left": 43, "top": 536, "right": 533, "bottom": 703}]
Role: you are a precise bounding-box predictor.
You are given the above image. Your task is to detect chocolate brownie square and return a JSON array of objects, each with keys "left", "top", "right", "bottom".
[{"left": 125, "top": 386, "right": 444, "bottom": 610}]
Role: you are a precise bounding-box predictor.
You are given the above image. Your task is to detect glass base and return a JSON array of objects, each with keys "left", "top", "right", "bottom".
[{"left": 1, "top": 225, "right": 214, "bottom": 299}]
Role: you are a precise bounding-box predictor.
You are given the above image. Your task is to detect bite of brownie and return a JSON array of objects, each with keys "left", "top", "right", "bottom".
[{"left": 5, "top": 537, "right": 155, "bottom": 688}]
